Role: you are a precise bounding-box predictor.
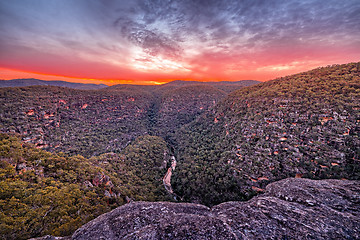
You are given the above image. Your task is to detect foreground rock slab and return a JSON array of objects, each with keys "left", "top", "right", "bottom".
[
  {"left": 33, "top": 178, "right": 360, "bottom": 240},
  {"left": 212, "top": 178, "right": 360, "bottom": 239}
]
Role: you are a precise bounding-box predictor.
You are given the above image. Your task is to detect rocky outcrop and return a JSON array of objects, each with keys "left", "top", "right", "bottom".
[
  {"left": 213, "top": 178, "right": 360, "bottom": 239},
  {"left": 41, "top": 178, "right": 358, "bottom": 240}
]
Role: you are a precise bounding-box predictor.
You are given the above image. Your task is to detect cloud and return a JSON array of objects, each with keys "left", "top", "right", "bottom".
[{"left": 0, "top": 0, "right": 359, "bottom": 82}]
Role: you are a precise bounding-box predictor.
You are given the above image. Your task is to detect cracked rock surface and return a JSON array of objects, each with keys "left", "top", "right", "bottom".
[{"left": 33, "top": 178, "right": 360, "bottom": 240}]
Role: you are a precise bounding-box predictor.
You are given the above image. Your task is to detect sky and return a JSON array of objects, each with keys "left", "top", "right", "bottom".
[{"left": 0, "top": 0, "right": 359, "bottom": 85}]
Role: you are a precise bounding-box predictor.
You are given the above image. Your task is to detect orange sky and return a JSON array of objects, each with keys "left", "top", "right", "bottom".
[{"left": 1, "top": 57, "right": 358, "bottom": 86}]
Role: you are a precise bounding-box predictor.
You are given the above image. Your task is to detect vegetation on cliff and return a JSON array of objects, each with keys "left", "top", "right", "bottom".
[
  {"left": 0, "top": 64, "right": 359, "bottom": 238},
  {"left": 0, "top": 80, "right": 256, "bottom": 157},
  {"left": 0, "top": 134, "right": 171, "bottom": 239},
  {"left": 172, "top": 62, "right": 360, "bottom": 206},
  {"left": 0, "top": 86, "right": 153, "bottom": 157}
]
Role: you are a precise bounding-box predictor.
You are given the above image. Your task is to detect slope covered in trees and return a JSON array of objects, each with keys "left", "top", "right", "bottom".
[
  {"left": 156, "top": 85, "right": 226, "bottom": 137},
  {"left": 0, "top": 133, "right": 172, "bottom": 239},
  {"left": 0, "top": 86, "right": 154, "bottom": 157},
  {"left": 0, "top": 79, "right": 259, "bottom": 238},
  {"left": 1, "top": 64, "right": 359, "bottom": 238},
  {"left": 172, "top": 62, "right": 360, "bottom": 206},
  {"left": 0, "top": 80, "right": 258, "bottom": 157}
]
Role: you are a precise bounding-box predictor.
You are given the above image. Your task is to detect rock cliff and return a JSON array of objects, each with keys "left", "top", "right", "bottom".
[{"left": 33, "top": 178, "right": 360, "bottom": 239}]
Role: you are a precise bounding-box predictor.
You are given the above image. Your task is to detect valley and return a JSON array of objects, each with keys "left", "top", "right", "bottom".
[
  {"left": 2, "top": 0, "right": 359, "bottom": 238},
  {"left": 0, "top": 80, "right": 257, "bottom": 157},
  {"left": 0, "top": 63, "right": 359, "bottom": 239}
]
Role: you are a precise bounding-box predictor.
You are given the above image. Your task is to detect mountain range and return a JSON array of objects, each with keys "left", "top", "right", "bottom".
[
  {"left": 0, "top": 63, "right": 359, "bottom": 239},
  {"left": 0, "top": 78, "right": 108, "bottom": 90}
]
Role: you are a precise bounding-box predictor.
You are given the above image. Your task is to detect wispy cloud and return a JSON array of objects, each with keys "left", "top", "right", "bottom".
[{"left": 0, "top": 0, "right": 359, "bottom": 82}]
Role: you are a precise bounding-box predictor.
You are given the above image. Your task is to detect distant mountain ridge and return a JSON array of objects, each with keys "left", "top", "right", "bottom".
[
  {"left": 104, "top": 79, "right": 260, "bottom": 93},
  {"left": 158, "top": 79, "right": 260, "bottom": 87},
  {"left": 0, "top": 78, "right": 108, "bottom": 90},
  {"left": 0, "top": 78, "right": 260, "bottom": 91}
]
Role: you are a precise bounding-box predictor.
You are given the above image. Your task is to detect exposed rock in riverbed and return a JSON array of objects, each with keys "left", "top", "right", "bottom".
[{"left": 31, "top": 178, "right": 360, "bottom": 240}]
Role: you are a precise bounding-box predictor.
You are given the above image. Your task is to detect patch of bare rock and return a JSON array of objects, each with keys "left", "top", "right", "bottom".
[{"left": 32, "top": 178, "right": 360, "bottom": 240}]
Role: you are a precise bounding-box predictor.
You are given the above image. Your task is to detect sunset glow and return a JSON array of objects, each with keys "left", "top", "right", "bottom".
[{"left": 0, "top": 0, "right": 359, "bottom": 85}]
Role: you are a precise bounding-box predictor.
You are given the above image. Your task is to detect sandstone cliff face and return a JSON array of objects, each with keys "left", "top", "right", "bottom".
[{"left": 34, "top": 178, "right": 360, "bottom": 240}]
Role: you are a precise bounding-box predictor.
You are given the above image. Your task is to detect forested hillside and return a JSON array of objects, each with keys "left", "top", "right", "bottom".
[
  {"left": 0, "top": 79, "right": 258, "bottom": 239},
  {"left": 172, "top": 62, "right": 360, "bottom": 206},
  {"left": 1, "top": 64, "right": 359, "bottom": 238},
  {"left": 0, "top": 80, "right": 257, "bottom": 157},
  {"left": 0, "top": 86, "right": 153, "bottom": 157},
  {"left": 156, "top": 85, "right": 226, "bottom": 137},
  {"left": 0, "top": 133, "right": 172, "bottom": 239}
]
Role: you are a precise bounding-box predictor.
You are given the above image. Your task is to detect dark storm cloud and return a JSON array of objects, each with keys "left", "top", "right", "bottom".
[
  {"left": 113, "top": 16, "right": 181, "bottom": 58},
  {"left": 1, "top": 0, "right": 359, "bottom": 55},
  {"left": 103, "top": 0, "right": 360, "bottom": 58}
]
